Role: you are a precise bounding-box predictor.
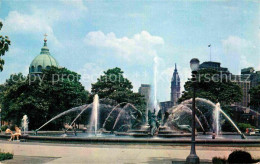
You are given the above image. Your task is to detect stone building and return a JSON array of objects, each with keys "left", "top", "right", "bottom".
[
  {"left": 170, "top": 64, "right": 181, "bottom": 105},
  {"left": 160, "top": 64, "right": 180, "bottom": 113},
  {"left": 29, "top": 36, "right": 59, "bottom": 74}
]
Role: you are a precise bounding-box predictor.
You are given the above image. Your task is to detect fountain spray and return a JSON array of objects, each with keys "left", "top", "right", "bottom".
[
  {"left": 21, "top": 115, "right": 29, "bottom": 135},
  {"left": 214, "top": 103, "right": 220, "bottom": 136},
  {"left": 90, "top": 94, "right": 99, "bottom": 135},
  {"left": 153, "top": 56, "right": 159, "bottom": 113}
]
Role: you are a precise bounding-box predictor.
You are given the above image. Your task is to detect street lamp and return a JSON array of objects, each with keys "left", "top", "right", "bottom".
[
  {"left": 186, "top": 58, "right": 200, "bottom": 164},
  {"left": 0, "top": 108, "right": 1, "bottom": 128}
]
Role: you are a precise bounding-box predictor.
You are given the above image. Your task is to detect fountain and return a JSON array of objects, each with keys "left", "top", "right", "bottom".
[
  {"left": 215, "top": 103, "right": 246, "bottom": 139},
  {"left": 21, "top": 115, "right": 29, "bottom": 135},
  {"left": 153, "top": 56, "right": 159, "bottom": 113},
  {"left": 176, "top": 98, "right": 246, "bottom": 139},
  {"left": 214, "top": 103, "right": 220, "bottom": 135},
  {"left": 89, "top": 94, "right": 99, "bottom": 135},
  {"left": 35, "top": 105, "right": 88, "bottom": 132}
]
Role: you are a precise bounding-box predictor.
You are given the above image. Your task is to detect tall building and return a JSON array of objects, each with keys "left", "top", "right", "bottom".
[
  {"left": 199, "top": 61, "right": 229, "bottom": 73},
  {"left": 234, "top": 67, "right": 260, "bottom": 107},
  {"left": 170, "top": 64, "right": 180, "bottom": 105},
  {"left": 138, "top": 84, "right": 151, "bottom": 103},
  {"left": 233, "top": 76, "right": 251, "bottom": 107},
  {"left": 138, "top": 84, "right": 151, "bottom": 123},
  {"left": 29, "top": 36, "right": 59, "bottom": 74}
]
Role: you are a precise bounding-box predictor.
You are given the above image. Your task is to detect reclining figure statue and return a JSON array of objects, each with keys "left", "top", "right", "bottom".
[{"left": 5, "top": 126, "right": 21, "bottom": 141}]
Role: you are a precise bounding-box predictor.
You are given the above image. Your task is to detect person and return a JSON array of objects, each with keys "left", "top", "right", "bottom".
[{"left": 212, "top": 130, "right": 216, "bottom": 139}]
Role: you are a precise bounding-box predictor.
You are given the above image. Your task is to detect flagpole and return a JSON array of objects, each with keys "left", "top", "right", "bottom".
[
  {"left": 208, "top": 44, "right": 211, "bottom": 61},
  {"left": 210, "top": 45, "right": 211, "bottom": 61}
]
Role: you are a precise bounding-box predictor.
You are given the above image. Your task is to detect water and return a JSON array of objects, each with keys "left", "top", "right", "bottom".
[
  {"left": 216, "top": 103, "right": 243, "bottom": 136},
  {"left": 169, "top": 104, "right": 205, "bottom": 132},
  {"left": 21, "top": 115, "right": 29, "bottom": 134},
  {"left": 214, "top": 103, "right": 220, "bottom": 135},
  {"left": 102, "top": 102, "right": 128, "bottom": 128},
  {"left": 90, "top": 94, "right": 99, "bottom": 135},
  {"left": 67, "top": 104, "right": 92, "bottom": 131},
  {"left": 36, "top": 105, "right": 87, "bottom": 131},
  {"left": 178, "top": 98, "right": 244, "bottom": 137},
  {"left": 153, "top": 56, "right": 159, "bottom": 112},
  {"left": 103, "top": 103, "right": 142, "bottom": 130}
]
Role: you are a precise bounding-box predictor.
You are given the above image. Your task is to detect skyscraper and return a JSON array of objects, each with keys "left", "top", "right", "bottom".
[{"left": 171, "top": 64, "right": 180, "bottom": 105}]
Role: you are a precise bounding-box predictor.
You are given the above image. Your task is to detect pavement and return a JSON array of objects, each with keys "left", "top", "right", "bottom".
[{"left": 1, "top": 141, "right": 260, "bottom": 164}]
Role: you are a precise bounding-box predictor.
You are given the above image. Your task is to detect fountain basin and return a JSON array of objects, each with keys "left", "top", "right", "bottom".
[{"left": 0, "top": 133, "right": 259, "bottom": 145}]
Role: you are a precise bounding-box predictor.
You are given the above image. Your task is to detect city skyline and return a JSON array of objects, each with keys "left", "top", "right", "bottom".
[{"left": 0, "top": 0, "right": 259, "bottom": 102}]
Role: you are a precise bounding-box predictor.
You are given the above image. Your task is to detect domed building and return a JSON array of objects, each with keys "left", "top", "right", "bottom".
[{"left": 29, "top": 36, "right": 59, "bottom": 74}]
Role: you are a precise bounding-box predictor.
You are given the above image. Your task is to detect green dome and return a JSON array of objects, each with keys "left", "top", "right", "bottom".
[{"left": 29, "top": 39, "right": 59, "bottom": 73}]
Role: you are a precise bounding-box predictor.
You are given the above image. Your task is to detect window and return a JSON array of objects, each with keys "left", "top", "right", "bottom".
[
  {"left": 38, "top": 65, "right": 42, "bottom": 72},
  {"left": 31, "top": 66, "right": 35, "bottom": 72}
]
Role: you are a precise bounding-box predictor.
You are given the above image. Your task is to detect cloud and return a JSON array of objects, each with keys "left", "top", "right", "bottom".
[
  {"left": 222, "top": 36, "right": 252, "bottom": 51},
  {"left": 1, "top": 11, "right": 61, "bottom": 47},
  {"left": 84, "top": 31, "right": 164, "bottom": 62},
  {"left": 221, "top": 36, "right": 257, "bottom": 71}
]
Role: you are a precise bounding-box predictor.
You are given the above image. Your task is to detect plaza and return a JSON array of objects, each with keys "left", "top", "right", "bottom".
[{"left": 1, "top": 140, "right": 260, "bottom": 164}]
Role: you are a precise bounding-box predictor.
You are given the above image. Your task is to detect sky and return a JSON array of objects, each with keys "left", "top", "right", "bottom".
[{"left": 0, "top": 0, "right": 259, "bottom": 102}]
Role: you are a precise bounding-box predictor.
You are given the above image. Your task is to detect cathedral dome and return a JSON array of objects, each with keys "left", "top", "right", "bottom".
[{"left": 29, "top": 37, "right": 59, "bottom": 74}]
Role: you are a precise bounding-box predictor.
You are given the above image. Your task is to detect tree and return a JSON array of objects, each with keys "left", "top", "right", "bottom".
[
  {"left": 249, "top": 84, "right": 260, "bottom": 110},
  {"left": 0, "top": 22, "right": 11, "bottom": 71},
  {"left": 178, "top": 69, "right": 242, "bottom": 106},
  {"left": 1, "top": 67, "right": 89, "bottom": 130},
  {"left": 91, "top": 67, "right": 146, "bottom": 113}
]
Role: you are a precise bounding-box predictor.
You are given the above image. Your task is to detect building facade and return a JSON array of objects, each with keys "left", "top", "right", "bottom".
[
  {"left": 29, "top": 37, "right": 59, "bottom": 74},
  {"left": 170, "top": 64, "right": 181, "bottom": 105},
  {"left": 138, "top": 84, "right": 151, "bottom": 122},
  {"left": 160, "top": 64, "right": 181, "bottom": 114},
  {"left": 199, "top": 61, "right": 229, "bottom": 73},
  {"left": 234, "top": 67, "right": 260, "bottom": 107},
  {"left": 138, "top": 84, "right": 151, "bottom": 104}
]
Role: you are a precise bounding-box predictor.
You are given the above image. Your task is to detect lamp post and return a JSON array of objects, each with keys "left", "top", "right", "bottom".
[
  {"left": 186, "top": 58, "right": 200, "bottom": 164},
  {"left": 0, "top": 108, "right": 1, "bottom": 128}
]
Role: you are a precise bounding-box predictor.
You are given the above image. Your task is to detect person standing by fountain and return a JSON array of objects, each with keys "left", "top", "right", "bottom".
[{"left": 212, "top": 130, "right": 216, "bottom": 139}]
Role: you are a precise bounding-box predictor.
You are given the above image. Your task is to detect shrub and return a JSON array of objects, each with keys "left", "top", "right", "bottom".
[
  {"left": 1, "top": 125, "right": 8, "bottom": 132},
  {"left": 228, "top": 150, "right": 257, "bottom": 163},
  {"left": 237, "top": 123, "right": 255, "bottom": 132},
  {"left": 0, "top": 152, "right": 13, "bottom": 161},
  {"left": 212, "top": 157, "right": 226, "bottom": 164}
]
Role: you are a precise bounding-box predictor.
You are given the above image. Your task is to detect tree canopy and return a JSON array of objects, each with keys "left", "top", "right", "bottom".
[
  {"left": 91, "top": 67, "right": 146, "bottom": 113},
  {"left": 178, "top": 69, "right": 242, "bottom": 106},
  {"left": 249, "top": 84, "right": 260, "bottom": 110},
  {"left": 0, "top": 22, "right": 11, "bottom": 72},
  {"left": 0, "top": 67, "right": 89, "bottom": 130}
]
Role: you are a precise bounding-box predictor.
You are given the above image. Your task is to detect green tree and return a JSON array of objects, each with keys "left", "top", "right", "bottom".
[
  {"left": 0, "top": 22, "right": 11, "bottom": 71},
  {"left": 1, "top": 67, "right": 89, "bottom": 130},
  {"left": 249, "top": 84, "right": 260, "bottom": 110},
  {"left": 178, "top": 69, "right": 242, "bottom": 106},
  {"left": 91, "top": 67, "right": 146, "bottom": 113}
]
